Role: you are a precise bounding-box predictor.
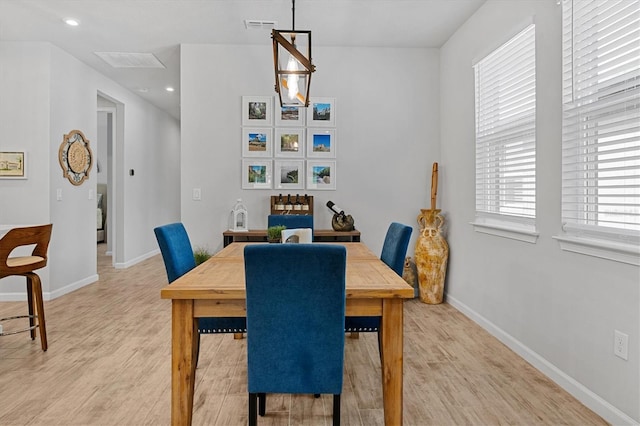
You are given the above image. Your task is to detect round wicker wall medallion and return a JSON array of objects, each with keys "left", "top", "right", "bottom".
[{"left": 58, "top": 129, "right": 93, "bottom": 186}]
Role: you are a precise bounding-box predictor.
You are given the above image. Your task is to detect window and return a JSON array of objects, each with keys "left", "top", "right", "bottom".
[
  {"left": 473, "top": 24, "right": 537, "bottom": 242},
  {"left": 559, "top": 0, "right": 640, "bottom": 264}
]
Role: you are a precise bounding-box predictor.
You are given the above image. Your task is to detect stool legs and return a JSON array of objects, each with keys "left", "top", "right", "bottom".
[
  {"left": 26, "top": 273, "right": 47, "bottom": 351},
  {"left": 27, "top": 279, "right": 35, "bottom": 340}
]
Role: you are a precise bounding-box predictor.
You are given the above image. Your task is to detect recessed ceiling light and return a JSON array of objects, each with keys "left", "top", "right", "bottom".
[
  {"left": 64, "top": 18, "right": 80, "bottom": 26},
  {"left": 165, "top": 87, "right": 175, "bottom": 92}
]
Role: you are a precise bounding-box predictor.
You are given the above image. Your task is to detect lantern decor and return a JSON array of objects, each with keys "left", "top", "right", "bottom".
[
  {"left": 231, "top": 199, "right": 249, "bottom": 232},
  {"left": 272, "top": 0, "right": 315, "bottom": 107}
]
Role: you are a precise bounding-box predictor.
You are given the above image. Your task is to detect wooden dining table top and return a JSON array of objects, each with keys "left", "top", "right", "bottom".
[{"left": 160, "top": 242, "right": 415, "bottom": 301}]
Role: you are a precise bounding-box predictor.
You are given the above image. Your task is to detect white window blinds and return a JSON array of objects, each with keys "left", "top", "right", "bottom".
[
  {"left": 474, "top": 24, "right": 536, "bottom": 225},
  {"left": 562, "top": 0, "right": 640, "bottom": 241}
]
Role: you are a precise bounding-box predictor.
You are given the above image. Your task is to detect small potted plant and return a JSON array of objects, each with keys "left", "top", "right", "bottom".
[
  {"left": 267, "top": 225, "right": 286, "bottom": 243},
  {"left": 193, "top": 246, "right": 212, "bottom": 265}
]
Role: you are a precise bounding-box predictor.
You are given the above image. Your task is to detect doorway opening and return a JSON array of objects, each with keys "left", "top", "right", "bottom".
[{"left": 97, "top": 93, "right": 122, "bottom": 267}]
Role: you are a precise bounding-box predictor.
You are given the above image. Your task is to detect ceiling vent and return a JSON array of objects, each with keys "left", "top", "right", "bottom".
[
  {"left": 94, "top": 52, "right": 166, "bottom": 68},
  {"left": 244, "top": 20, "right": 277, "bottom": 30}
]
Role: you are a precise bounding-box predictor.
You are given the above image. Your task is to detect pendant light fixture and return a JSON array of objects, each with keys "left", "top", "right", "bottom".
[{"left": 272, "top": 0, "right": 315, "bottom": 107}]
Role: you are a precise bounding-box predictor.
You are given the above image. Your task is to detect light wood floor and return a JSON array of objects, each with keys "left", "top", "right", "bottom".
[{"left": 0, "top": 244, "right": 607, "bottom": 425}]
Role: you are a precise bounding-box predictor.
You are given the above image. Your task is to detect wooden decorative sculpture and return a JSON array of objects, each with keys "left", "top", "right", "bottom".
[{"left": 415, "top": 162, "right": 449, "bottom": 304}]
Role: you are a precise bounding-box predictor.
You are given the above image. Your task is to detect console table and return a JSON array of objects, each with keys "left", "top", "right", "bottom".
[{"left": 223, "top": 229, "right": 360, "bottom": 247}]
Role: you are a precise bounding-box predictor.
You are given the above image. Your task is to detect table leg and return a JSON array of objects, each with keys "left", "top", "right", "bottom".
[
  {"left": 171, "top": 300, "right": 197, "bottom": 426},
  {"left": 380, "top": 298, "right": 403, "bottom": 425}
]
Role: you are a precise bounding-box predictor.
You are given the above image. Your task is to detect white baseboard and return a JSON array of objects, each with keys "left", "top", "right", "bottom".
[
  {"left": 47, "top": 274, "right": 99, "bottom": 300},
  {"left": 0, "top": 275, "right": 99, "bottom": 301},
  {"left": 0, "top": 249, "right": 160, "bottom": 301},
  {"left": 446, "top": 294, "right": 638, "bottom": 426},
  {"left": 114, "top": 248, "right": 159, "bottom": 269}
]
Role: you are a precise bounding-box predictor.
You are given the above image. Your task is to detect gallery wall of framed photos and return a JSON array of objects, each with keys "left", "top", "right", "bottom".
[{"left": 241, "top": 96, "right": 337, "bottom": 191}]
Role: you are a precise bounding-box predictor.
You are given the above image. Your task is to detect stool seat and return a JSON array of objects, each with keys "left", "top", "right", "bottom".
[
  {"left": 0, "top": 224, "right": 52, "bottom": 351},
  {"left": 7, "top": 256, "right": 45, "bottom": 268}
]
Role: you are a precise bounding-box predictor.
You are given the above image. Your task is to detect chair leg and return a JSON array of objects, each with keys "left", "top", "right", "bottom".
[
  {"left": 26, "top": 277, "right": 35, "bottom": 340},
  {"left": 195, "top": 330, "right": 201, "bottom": 367},
  {"left": 258, "top": 393, "right": 266, "bottom": 416},
  {"left": 248, "top": 393, "right": 258, "bottom": 426},
  {"left": 333, "top": 394, "right": 341, "bottom": 426},
  {"left": 29, "top": 273, "right": 47, "bottom": 351}
]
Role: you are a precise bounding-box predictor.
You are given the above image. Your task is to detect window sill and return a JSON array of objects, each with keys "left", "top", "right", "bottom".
[
  {"left": 553, "top": 235, "right": 640, "bottom": 266},
  {"left": 471, "top": 221, "right": 539, "bottom": 244}
]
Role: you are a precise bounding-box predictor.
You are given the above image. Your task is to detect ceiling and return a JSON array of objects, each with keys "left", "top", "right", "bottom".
[{"left": 0, "top": 0, "right": 485, "bottom": 120}]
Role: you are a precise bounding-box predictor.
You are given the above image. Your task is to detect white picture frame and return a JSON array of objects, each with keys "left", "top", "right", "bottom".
[
  {"left": 274, "top": 160, "right": 305, "bottom": 190},
  {"left": 275, "top": 128, "right": 305, "bottom": 158},
  {"left": 242, "top": 96, "right": 273, "bottom": 127},
  {"left": 242, "top": 128, "right": 273, "bottom": 157},
  {"left": 242, "top": 159, "right": 272, "bottom": 189},
  {"left": 307, "top": 97, "right": 336, "bottom": 127},
  {"left": 275, "top": 105, "right": 306, "bottom": 127},
  {"left": 306, "top": 160, "right": 336, "bottom": 190},
  {"left": 306, "top": 128, "right": 336, "bottom": 158}
]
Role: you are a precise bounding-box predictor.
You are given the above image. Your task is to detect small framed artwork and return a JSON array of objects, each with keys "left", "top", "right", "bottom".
[
  {"left": 306, "top": 160, "right": 336, "bottom": 190},
  {"left": 242, "top": 159, "right": 272, "bottom": 189},
  {"left": 275, "top": 128, "right": 305, "bottom": 158},
  {"left": 307, "top": 97, "right": 336, "bottom": 127},
  {"left": 242, "top": 96, "right": 273, "bottom": 126},
  {"left": 307, "top": 128, "right": 336, "bottom": 158},
  {"left": 0, "top": 151, "right": 27, "bottom": 179},
  {"left": 275, "top": 105, "right": 306, "bottom": 126},
  {"left": 274, "top": 160, "right": 304, "bottom": 190},
  {"left": 242, "top": 128, "right": 273, "bottom": 157}
]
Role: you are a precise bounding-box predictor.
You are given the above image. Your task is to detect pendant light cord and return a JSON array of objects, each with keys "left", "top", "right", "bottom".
[{"left": 291, "top": 0, "right": 295, "bottom": 31}]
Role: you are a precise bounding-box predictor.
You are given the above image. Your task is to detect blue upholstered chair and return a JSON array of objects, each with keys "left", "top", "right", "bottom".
[
  {"left": 244, "top": 244, "right": 346, "bottom": 426},
  {"left": 344, "top": 222, "right": 412, "bottom": 336},
  {"left": 153, "top": 223, "right": 246, "bottom": 362},
  {"left": 267, "top": 214, "right": 314, "bottom": 232}
]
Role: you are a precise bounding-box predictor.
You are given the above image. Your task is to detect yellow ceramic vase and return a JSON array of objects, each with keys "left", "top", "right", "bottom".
[{"left": 415, "top": 209, "right": 449, "bottom": 304}]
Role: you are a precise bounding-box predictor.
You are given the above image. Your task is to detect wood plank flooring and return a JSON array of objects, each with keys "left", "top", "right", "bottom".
[{"left": 0, "top": 244, "right": 607, "bottom": 425}]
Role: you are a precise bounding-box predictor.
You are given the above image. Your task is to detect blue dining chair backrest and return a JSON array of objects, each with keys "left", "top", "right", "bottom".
[
  {"left": 154, "top": 222, "right": 196, "bottom": 283},
  {"left": 244, "top": 243, "right": 346, "bottom": 400},
  {"left": 267, "top": 214, "right": 314, "bottom": 232},
  {"left": 380, "top": 222, "right": 413, "bottom": 276},
  {"left": 344, "top": 222, "right": 412, "bottom": 335},
  {"left": 154, "top": 223, "right": 246, "bottom": 337}
]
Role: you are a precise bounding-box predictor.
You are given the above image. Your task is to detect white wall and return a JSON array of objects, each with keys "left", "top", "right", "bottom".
[
  {"left": 440, "top": 1, "right": 639, "bottom": 424},
  {"left": 0, "top": 41, "right": 181, "bottom": 299},
  {"left": 0, "top": 42, "right": 52, "bottom": 294},
  {"left": 180, "top": 44, "right": 440, "bottom": 255}
]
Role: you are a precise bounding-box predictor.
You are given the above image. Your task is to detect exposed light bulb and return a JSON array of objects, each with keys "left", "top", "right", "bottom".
[{"left": 286, "top": 54, "right": 299, "bottom": 101}]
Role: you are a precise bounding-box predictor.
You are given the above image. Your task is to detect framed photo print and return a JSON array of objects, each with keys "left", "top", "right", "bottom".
[
  {"left": 0, "top": 151, "right": 26, "bottom": 179},
  {"left": 242, "top": 159, "right": 272, "bottom": 189},
  {"left": 306, "top": 128, "right": 336, "bottom": 158},
  {"left": 306, "top": 160, "right": 336, "bottom": 190},
  {"left": 275, "top": 128, "right": 304, "bottom": 158},
  {"left": 275, "top": 105, "right": 306, "bottom": 126},
  {"left": 307, "top": 97, "right": 336, "bottom": 127},
  {"left": 242, "top": 96, "right": 273, "bottom": 126},
  {"left": 274, "top": 160, "right": 304, "bottom": 190},
  {"left": 242, "top": 128, "right": 273, "bottom": 157}
]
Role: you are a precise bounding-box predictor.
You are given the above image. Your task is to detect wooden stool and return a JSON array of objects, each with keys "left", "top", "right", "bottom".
[{"left": 0, "top": 224, "right": 53, "bottom": 351}]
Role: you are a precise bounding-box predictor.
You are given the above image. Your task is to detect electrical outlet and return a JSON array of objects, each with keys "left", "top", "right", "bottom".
[{"left": 614, "top": 330, "right": 629, "bottom": 360}]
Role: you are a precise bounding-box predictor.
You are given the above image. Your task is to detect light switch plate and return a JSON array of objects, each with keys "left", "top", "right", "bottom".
[{"left": 192, "top": 188, "right": 201, "bottom": 201}]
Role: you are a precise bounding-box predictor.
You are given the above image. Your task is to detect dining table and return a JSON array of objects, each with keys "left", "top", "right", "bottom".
[{"left": 160, "top": 241, "right": 415, "bottom": 425}]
